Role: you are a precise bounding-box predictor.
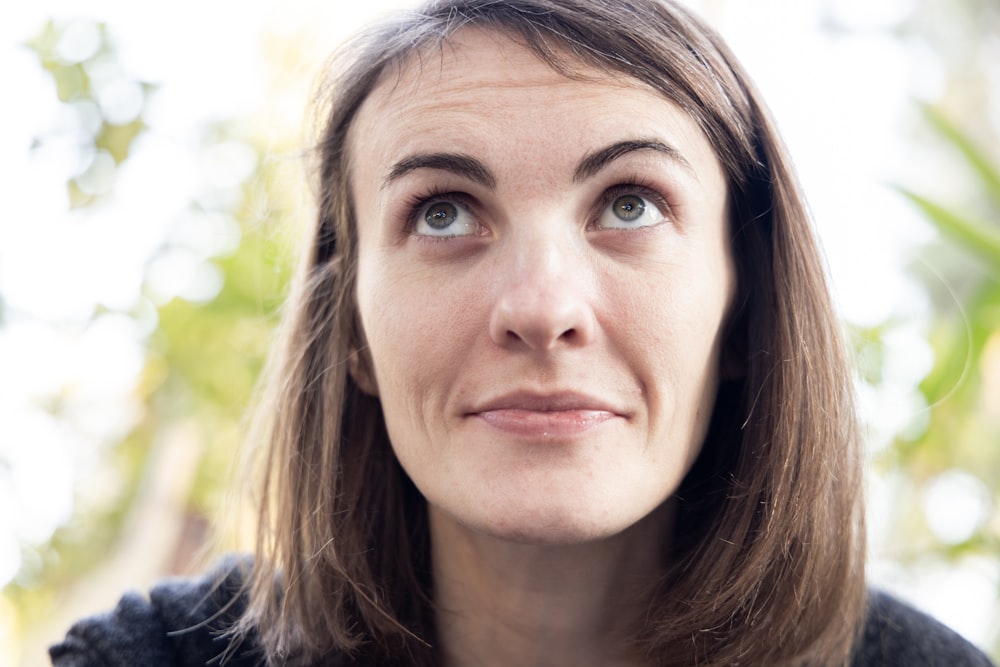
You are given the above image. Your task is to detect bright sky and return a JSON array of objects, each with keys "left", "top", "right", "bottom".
[{"left": 1, "top": 0, "right": 996, "bottom": 657}]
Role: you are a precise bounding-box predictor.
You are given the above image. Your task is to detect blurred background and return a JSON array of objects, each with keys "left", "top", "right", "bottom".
[{"left": 1, "top": 0, "right": 998, "bottom": 663}]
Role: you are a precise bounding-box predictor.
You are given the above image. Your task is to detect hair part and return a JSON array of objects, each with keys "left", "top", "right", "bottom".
[{"left": 238, "top": 1, "right": 866, "bottom": 665}]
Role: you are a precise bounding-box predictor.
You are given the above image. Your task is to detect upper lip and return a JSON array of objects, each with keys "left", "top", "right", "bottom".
[{"left": 467, "top": 390, "right": 624, "bottom": 415}]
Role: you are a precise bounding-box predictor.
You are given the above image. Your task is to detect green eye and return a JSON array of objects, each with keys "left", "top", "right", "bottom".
[
  {"left": 612, "top": 195, "right": 645, "bottom": 222},
  {"left": 424, "top": 202, "right": 459, "bottom": 229},
  {"left": 413, "top": 196, "right": 479, "bottom": 237},
  {"left": 596, "top": 191, "right": 666, "bottom": 230}
]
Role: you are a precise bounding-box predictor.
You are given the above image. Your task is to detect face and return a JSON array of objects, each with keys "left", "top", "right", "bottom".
[{"left": 349, "top": 30, "right": 735, "bottom": 546}]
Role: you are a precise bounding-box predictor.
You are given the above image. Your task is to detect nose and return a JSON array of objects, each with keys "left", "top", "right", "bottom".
[{"left": 488, "top": 234, "right": 597, "bottom": 351}]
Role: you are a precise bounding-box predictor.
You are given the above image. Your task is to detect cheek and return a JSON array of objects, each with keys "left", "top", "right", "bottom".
[
  {"left": 606, "top": 261, "right": 733, "bottom": 423},
  {"left": 358, "top": 261, "right": 484, "bottom": 405},
  {"left": 612, "top": 265, "right": 731, "bottom": 351}
]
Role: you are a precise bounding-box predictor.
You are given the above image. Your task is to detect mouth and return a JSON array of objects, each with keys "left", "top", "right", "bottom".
[
  {"left": 467, "top": 391, "right": 625, "bottom": 439},
  {"left": 469, "top": 390, "right": 622, "bottom": 413}
]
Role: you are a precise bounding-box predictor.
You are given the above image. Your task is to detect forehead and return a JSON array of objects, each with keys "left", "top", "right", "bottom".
[
  {"left": 348, "top": 28, "right": 724, "bottom": 189},
  {"left": 363, "top": 30, "right": 607, "bottom": 119}
]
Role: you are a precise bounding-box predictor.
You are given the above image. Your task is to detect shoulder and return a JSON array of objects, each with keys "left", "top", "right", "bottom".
[
  {"left": 48, "top": 555, "right": 263, "bottom": 667},
  {"left": 853, "top": 589, "right": 995, "bottom": 666}
]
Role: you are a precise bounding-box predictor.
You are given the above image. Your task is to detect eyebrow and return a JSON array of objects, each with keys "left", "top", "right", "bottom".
[
  {"left": 573, "top": 139, "right": 694, "bottom": 183},
  {"left": 381, "top": 138, "right": 693, "bottom": 191},
  {"left": 383, "top": 152, "right": 497, "bottom": 190}
]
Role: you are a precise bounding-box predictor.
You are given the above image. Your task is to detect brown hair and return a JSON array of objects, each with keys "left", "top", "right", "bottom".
[{"left": 239, "top": 1, "right": 866, "bottom": 665}]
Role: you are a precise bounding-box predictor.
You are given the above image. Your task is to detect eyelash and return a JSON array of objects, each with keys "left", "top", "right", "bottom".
[
  {"left": 591, "top": 179, "right": 673, "bottom": 228},
  {"left": 400, "top": 179, "right": 674, "bottom": 234}
]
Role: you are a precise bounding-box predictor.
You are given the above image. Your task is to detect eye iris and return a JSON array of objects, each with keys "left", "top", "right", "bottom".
[
  {"left": 613, "top": 195, "right": 645, "bottom": 222},
  {"left": 425, "top": 202, "right": 458, "bottom": 229}
]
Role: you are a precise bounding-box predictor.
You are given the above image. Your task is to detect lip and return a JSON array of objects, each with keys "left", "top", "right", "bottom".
[
  {"left": 468, "top": 390, "right": 624, "bottom": 414},
  {"left": 466, "top": 391, "right": 625, "bottom": 439}
]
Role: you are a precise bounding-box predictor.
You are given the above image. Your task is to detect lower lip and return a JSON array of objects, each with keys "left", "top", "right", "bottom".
[{"left": 473, "top": 409, "right": 617, "bottom": 439}]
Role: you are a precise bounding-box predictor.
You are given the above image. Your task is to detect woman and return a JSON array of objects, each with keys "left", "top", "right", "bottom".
[{"left": 50, "top": 0, "right": 995, "bottom": 665}]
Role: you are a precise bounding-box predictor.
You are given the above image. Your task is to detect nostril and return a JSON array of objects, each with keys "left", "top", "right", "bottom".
[{"left": 503, "top": 324, "right": 580, "bottom": 350}]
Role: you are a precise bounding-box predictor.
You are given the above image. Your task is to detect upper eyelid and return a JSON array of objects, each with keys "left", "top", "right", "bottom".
[
  {"left": 406, "top": 190, "right": 477, "bottom": 226},
  {"left": 415, "top": 191, "right": 476, "bottom": 210},
  {"left": 601, "top": 182, "right": 660, "bottom": 201}
]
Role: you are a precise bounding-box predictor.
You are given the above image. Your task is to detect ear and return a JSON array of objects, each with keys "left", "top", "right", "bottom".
[{"left": 348, "top": 346, "right": 379, "bottom": 396}]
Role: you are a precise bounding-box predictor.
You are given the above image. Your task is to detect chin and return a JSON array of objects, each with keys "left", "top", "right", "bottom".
[{"left": 466, "top": 498, "right": 651, "bottom": 547}]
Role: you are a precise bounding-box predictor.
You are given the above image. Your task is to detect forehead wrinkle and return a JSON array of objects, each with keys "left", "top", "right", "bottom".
[
  {"left": 357, "top": 70, "right": 584, "bottom": 192},
  {"left": 351, "top": 29, "right": 725, "bottom": 210},
  {"left": 368, "top": 31, "right": 612, "bottom": 116}
]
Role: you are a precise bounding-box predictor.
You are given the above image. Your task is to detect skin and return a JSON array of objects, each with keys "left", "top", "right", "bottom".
[{"left": 349, "top": 30, "right": 735, "bottom": 667}]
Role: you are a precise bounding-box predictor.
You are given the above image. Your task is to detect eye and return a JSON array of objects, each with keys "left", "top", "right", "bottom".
[
  {"left": 594, "top": 188, "right": 668, "bottom": 230},
  {"left": 412, "top": 196, "right": 479, "bottom": 237}
]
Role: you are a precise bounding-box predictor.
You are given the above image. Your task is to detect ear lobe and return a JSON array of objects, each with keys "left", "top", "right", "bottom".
[{"left": 348, "top": 347, "right": 379, "bottom": 396}]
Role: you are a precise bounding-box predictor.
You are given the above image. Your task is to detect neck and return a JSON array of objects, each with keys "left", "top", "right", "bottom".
[{"left": 430, "top": 503, "right": 673, "bottom": 667}]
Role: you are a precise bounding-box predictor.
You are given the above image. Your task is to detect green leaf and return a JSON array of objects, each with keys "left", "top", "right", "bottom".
[
  {"left": 897, "top": 188, "right": 1000, "bottom": 271},
  {"left": 922, "top": 104, "right": 1000, "bottom": 213}
]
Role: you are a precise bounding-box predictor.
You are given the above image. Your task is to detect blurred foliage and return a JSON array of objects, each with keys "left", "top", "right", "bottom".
[
  {"left": 886, "top": 105, "right": 1000, "bottom": 524},
  {"left": 865, "top": 103, "right": 1000, "bottom": 658},
  {"left": 26, "top": 20, "right": 154, "bottom": 208},
  {"left": 3, "top": 18, "right": 298, "bottom": 665},
  {"left": 857, "top": 3, "right": 1000, "bottom": 658}
]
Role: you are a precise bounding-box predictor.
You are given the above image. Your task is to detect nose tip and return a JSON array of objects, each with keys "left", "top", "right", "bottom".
[
  {"left": 487, "top": 246, "right": 596, "bottom": 352},
  {"left": 489, "top": 298, "right": 591, "bottom": 350}
]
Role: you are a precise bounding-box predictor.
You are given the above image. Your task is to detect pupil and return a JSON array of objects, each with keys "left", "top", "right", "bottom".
[
  {"left": 425, "top": 202, "right": 458, "bottom": 229},
  {"left": 614, "top": 195, "right": 645, "bottom": 222}
]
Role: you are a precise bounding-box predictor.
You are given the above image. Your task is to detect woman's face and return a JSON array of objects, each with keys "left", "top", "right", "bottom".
[{"left": 349, "top": 30, "right": 735, "bottom": 546}]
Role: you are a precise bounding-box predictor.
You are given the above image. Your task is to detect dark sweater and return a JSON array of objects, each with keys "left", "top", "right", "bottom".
[{"left": 49, "top": 557, "right": 996, "bottom": 666}]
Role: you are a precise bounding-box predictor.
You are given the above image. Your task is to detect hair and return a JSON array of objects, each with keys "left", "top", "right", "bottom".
[{"left": 238, "top": 1, "right": 867, "bottom": 665}]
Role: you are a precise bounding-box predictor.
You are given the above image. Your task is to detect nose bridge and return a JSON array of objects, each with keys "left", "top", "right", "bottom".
[
  {"left": 514, "top": 225, "right": 569, "bottom": 288},
  {"left": 488, "top": 221, "right": 595, "bottom": 351}
]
